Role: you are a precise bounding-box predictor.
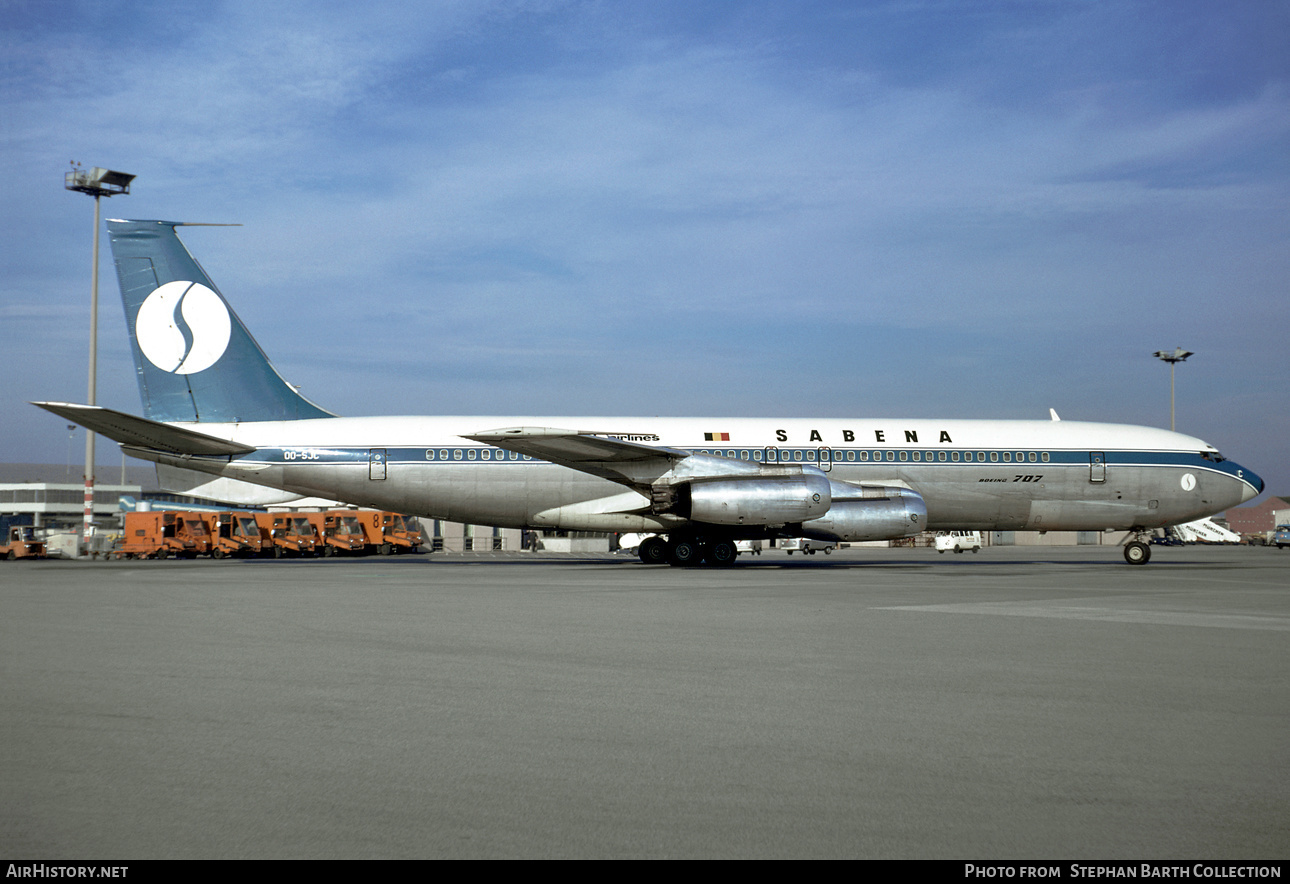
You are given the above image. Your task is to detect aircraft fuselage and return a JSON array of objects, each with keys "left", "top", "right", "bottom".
[{"left": 133, "top": 415, "right": 1261, "bottom": 535}]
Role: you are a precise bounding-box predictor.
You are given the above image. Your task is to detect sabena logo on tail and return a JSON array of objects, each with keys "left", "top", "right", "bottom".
[{"left": 135, "top": 281, "right": 232, "bottom": 374}]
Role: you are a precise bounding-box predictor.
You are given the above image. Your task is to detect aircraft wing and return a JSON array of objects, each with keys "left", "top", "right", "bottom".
[
  {"left": 32, "top": 401, "right": 256, "bottom": 457},
  {"left": 464, "top": 427, "right": 690, "bottom": 487}
]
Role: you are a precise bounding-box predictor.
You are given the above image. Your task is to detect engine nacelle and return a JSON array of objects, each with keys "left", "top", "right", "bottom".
[
  {"left": 799, "top": 488, "right": 928, "bottom": 542},
  {"left": 687, "top": 473, "right": 832, "bottom": 525}
]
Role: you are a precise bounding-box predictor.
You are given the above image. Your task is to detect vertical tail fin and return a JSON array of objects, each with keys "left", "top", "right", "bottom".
[{"left": 107, "top": 220, "right": 333, "bottom": 423}]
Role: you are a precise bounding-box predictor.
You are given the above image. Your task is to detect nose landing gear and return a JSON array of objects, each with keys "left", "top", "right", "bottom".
[{"left": 1123, "top": 533, "right": 1152, "bottom": 566}]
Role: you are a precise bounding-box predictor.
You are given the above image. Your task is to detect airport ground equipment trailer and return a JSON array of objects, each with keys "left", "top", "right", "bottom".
[
  {"left": 207, "top": 512, "right": 269, "bottom": 558},
  {"left": 2, "top": 525, "right": 47, "bottom": 560},
  {"left": 358, "top": 511, "right": 423, "bottom": 555},
  {"left": 254, "top": 513, "right": 319, "bottom": 557},
  {"left": 114, "top": 511, "right": 214, "bottom": 559},
  {"left": 304, "top": 512, "right": 369, "bottom": 556}
]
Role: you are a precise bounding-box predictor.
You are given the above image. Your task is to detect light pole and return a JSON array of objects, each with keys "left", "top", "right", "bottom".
[
  {"left": 1153, "top": 347, "right": 1193, "bottom": 432},
  {"left": 65, "top": 164, "right": 134, "bottom": 555}
]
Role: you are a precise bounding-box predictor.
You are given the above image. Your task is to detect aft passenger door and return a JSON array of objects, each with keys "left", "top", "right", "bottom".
[
  {"left": 1089, "top": 452, "right": 1106, "bottom": 483},
  {"left": 369, "top": 448, "right": 387, "bottom": 481}
]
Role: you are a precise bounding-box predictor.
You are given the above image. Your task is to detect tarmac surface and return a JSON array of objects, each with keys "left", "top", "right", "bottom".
[{"left": 2, "top": 545, "right": 1287, "bottom": 859}]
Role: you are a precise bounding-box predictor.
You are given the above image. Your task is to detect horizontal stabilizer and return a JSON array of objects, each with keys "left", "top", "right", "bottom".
[{"left": 31, "top": 402, "right": 256, "bottom": 457}]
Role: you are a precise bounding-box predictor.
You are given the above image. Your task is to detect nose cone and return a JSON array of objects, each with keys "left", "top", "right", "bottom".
[{"left": 1235, "top": 464, "right": 1264, "bottom": 503}]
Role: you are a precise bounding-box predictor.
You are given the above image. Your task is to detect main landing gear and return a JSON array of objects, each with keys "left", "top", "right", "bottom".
[{"left": 638, "top": 534, "right": 738, "bottom": 567}]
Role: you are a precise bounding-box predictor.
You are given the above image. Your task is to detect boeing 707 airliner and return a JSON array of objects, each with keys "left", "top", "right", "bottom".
[{"left": 34, "top": 220, "right": 1263, "bottom": 566}]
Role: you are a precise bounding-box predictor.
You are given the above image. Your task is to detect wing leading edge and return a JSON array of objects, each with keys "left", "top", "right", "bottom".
[{"left": 464, "top": 427, "right": 690, "bottom": 488}]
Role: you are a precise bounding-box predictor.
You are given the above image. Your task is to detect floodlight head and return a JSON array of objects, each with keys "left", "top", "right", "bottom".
[
  {"left": 65, "top": 166, "right": 134, "bottom": 197},
  {"left": 1153, "top": 348, "right": 1193, "bottom": 364}
]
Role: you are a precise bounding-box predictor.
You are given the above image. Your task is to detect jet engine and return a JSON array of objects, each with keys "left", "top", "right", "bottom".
[
  {"left": 673, "top": 473, "right": 833, "bottom": 525},
  {"left": 799, "top": 485, "right": 927, "bottom": 542},
  {"left": 656, "top": 470, "right": 925, "bottom": 541}
]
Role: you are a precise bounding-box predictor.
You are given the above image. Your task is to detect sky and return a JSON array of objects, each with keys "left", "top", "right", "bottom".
[{"left": 3, "top": 0, "right": 1288, "bottom": 496}]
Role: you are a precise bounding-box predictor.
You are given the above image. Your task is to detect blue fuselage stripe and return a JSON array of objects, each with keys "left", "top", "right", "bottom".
[{"left": 239, "top": 446, "right": 1254, "bottom": 486}]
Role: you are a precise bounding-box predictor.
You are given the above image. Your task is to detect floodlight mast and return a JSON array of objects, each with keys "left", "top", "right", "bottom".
[
  {"left": 65, "top": 164, "right": 134, "bottom": 556},
  {"left": 1152, "top": 347, "right": 1193, "bottom": 432}
]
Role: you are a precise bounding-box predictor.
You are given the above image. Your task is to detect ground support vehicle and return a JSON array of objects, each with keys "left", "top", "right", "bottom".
[
  {"left": 208, "top": 512, "right": 267, "bottom": 558},
  {"left": 358, "top": 512, "right": 422, "bottom": 555},
  {"left": 254, "top": 513, "right": 319, "bottom": 557},
  {"left": 114, "top": 512, "right": 213, "bottom": 559},
  {"left": 2, "top": 526, "right": 47, "bottom": 560},
  {"left": 781, "top": 537, "right": 835, "bottom": 555},
  {"left": 305, "top": 512, "right": 368, "bottom": 556},
  {"left": 935, "top": 531, "right": 982, "bottom": 553},
  {"left": 1275, "top": 526, "right": 1290, "bottom": 550}
]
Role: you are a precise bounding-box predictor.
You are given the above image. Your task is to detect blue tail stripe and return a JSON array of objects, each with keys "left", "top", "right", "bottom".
[{"left": 107, "top": 220, "right": 333, "bottom": 423}]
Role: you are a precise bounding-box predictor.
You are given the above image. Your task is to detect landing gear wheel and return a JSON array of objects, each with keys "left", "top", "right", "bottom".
[
  {"left": 638, "top": 536, "right": 668, "bottom": 565},
  {"left": 667, "top": 538, "right": 700, "bottom": 567},
  {"left": 1124, "top": 541, "right": 1151, "bottom": 566},
  {"left": 705, "top": 540, "right": 738, "bottom": 567}
]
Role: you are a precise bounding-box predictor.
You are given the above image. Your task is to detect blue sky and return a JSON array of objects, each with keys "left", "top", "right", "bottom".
[{"left": 3, "top": 1, "right": 1287, "bottom": 495}]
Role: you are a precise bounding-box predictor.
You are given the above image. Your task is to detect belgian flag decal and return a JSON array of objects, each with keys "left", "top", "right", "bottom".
[{"left": 704, "top": 432, "right": 730, "bottom": 441}]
